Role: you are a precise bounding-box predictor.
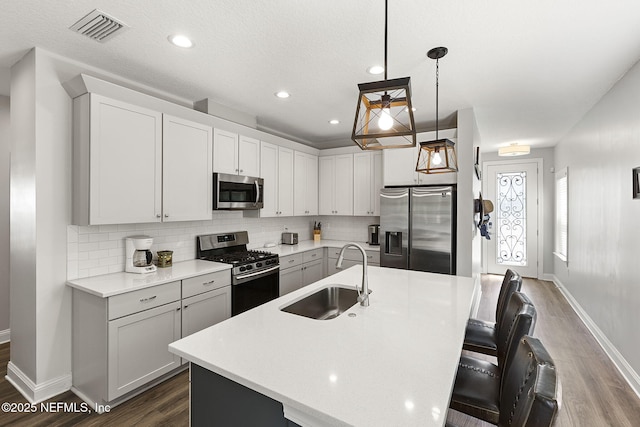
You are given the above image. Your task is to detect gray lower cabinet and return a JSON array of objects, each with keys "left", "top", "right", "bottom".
[
  {"left": 107, "top": 300, "right": 182, "bottom": 399},
  {"left": 72, "top": 271, "right": 231, "bottom": 407},
  {"left": 180, "top": 286, "right": 232, "bottom": 366},
  {"left": 279, "top": 249, "right": 325, "bottom": 296}
]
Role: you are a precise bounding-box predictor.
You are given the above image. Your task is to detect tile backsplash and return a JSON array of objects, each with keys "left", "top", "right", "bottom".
[{"left": 67, "top": 212, "right": 379, "bottom": 280}]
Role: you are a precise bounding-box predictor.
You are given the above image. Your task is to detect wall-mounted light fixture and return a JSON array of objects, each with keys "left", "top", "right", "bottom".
[
  {"left": 352, "top": 0, "right": 416, "bottom": 150},
  {"left": 416, "top": 47, "right": 458, "bottom": 174}
]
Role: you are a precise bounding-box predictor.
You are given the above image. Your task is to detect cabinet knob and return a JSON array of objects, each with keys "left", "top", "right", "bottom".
[
  {"left": 156, "top": 214, "right": 161, "bottom": 218},
  {"left": 164, "top": 214, "right": 169, "bottom": 218},
  {"left": 235, "top": 168, "right": 239, "bottom": 172},
  {"left": 240, "top": 169, "right": 243, "bottom": 173}
]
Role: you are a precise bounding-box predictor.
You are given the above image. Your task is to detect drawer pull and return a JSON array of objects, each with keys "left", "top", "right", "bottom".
[
  {"left": 311, "top": 254, "right": 317, "bottom": 257},
  {"left": 288, "top": 259, "right": 295, "bottom": 263},
  {"left": 140, "top": 295, "right": 157, "bottom": 303},
  {"left": 203, "top": 280, "right": 216, "bottom": 286}
]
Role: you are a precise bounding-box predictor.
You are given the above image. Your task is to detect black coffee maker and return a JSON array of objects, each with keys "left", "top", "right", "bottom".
[{"left": 367, "top": 224, "right": 380, "bottom": 246}]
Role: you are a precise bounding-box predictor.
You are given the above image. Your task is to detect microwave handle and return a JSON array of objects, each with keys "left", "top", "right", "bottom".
[{"left": 254, "top": 180, "right": 261, "bottom": 206}]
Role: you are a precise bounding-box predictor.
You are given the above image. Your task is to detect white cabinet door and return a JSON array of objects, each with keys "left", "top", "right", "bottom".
[
  {"left": 260, "top": 141, "right": 278, "bottom": 217},
  {"left": 318, "top": 156, "right": 334, "bottom": 215},
  {"left": 294, "top": 152, "right": 319, "bottom": 216},
  {"left": 354, "top": 152, "right": 382, "bottom": 216},
  {"left": 238, "top": 135, "right": 260, "bottom": 177},
  {"left": 280, "top": 266, "right": 303, "bottom": 296},
  {"left": 353, "top": 152, "right": 372, "bottom": 216},
  {"left": 162, "top": 115, "right": 213, "bottom": 222},
  {"left": 319, "top": 154, "right": 353, "bottom": 216},
  {"left": 213, "top": 128, "right": 239, "bottom": 175},
  {"left": 88, "top": 94, "right": 162, "bottom": 225},
  {"left": 382, "top": 145, "right": 420, "bottom": 186},
  {"left": 371, "top": 152, "right": 383, "bottom": 216},
  {"left": 277, "top": 147, "right": 294, "bottom": 216},
  {"left": 107, "top": 301, "right": 181, "bottom": 400},
  {"left": 302, "top": 259, "right": 324, "bottom": 286},
  {"left": 181, "top": 286, "right": 231, "bottom": 338},
  {"left": 334, "top": 154, "right": 354, "bottom": 215}
]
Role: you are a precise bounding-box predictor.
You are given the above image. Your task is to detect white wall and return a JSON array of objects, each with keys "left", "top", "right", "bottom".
[
  {"left": 0, "top": 95, "right": 10, "bottom": 339},
  {"left": 554, "top": 59, "right": 640, "bottom": 387},
  {"left": 7, "top": 48, "right": 73, "bottom": 401},
  {"left": 482, "top": 147, "right": 555, "bottom": 277},
  {"left": 457, "top": 108, "right": 482, "bottom": 279}
]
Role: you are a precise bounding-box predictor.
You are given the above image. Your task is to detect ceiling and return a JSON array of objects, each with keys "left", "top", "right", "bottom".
[{"left": 1, "top": 1, "right": 640, "bottom": 151}]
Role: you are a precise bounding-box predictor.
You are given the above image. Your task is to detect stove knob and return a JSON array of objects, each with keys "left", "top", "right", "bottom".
[
  {"left": 239, "top": 266, "right": 246, "bottom": 272},
  {"left": 246, "top": 265, "right": 253, "bottom": 270},
  {"left": 256, "top": 262, "right": 263, "bottom": 268}
]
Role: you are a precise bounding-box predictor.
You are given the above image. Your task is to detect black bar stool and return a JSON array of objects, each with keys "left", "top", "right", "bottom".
[{"left": 464, "top": 269, "right": 522, "bottom": 356}]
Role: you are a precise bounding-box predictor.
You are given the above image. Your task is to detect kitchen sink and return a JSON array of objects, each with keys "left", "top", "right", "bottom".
[{"left": 281, "top": 286, "right": 359, "bottom": 320}]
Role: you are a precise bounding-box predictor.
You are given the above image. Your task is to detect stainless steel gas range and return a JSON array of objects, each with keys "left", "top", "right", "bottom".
[{"left": 196, "top": 231, "right": 279, "bottom": 316}]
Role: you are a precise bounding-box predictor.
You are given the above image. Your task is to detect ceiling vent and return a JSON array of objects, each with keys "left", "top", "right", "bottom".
[{"left": 69, "top": 9, "right": 129, "bottom": 42}]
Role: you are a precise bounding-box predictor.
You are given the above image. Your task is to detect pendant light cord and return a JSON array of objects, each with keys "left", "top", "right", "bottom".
[
  {"left": 384, "top": 0, "right": 388, "bottom": 81},
  {"left": 435, "top": 57, "right": 439, "bottom": 140}
]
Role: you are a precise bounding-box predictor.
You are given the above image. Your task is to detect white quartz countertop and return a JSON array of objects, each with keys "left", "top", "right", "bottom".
[
  {"left": 66, "top": 260, "right": 231, "bottom": 298},
  {"left": 254, "top": 239, "right": 380, "bottom": 256},
  {"left": 169, "top": 266, "right": 476, "bottom": 427}
]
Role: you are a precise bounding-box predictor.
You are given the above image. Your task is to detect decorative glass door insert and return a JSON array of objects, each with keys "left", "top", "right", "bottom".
[{"left": 496, "top": 171, "right": 527, "bottom": 266}]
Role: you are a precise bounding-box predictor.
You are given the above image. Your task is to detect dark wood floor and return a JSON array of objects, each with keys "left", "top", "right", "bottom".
[{"left": 1, "top": 275, "right": 639, "bottom": 426}]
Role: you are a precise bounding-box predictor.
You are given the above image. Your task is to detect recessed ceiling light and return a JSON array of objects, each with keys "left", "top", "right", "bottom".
[
  {"left": 275, "top": 91, "right": 290, "bottom": 99},
  {"left": 329, "top": 119, "right": 340, "bottom": 125},
  {"left": 168, "top": 34, "right": 194, "bottom": 48},
  {"left": 367, "top": 65, "right": 384, "bottom": 75}
]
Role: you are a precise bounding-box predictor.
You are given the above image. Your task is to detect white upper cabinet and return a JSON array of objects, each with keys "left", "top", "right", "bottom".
[
  {"left": 162, "top": 115, "right": 213, "bottom": 222},
  {"left": 353, "top": 151, "right": 382, "bottom": 216},
  {"left": 75, "top": 94, "right": 163, "bottom": 225},
  {"left": 213, "top": 129, "right": 260, "bottom": 177},
  {"left": 72, "top": 94, "right": 213, "bottom": 225},
  {"left": 382, "top": 130, "right": 458, "bottom": 187},
  {"left": 260, "top": 142, "right": 294, "bottom": 217},
  {"left": 319, "top": 154, "right": 353, "bottom": 216},
  {"left": 213, "top": 129, "right": 238, "bottom": 175},
  {"left": 238, "top": 135, "right": 261, "bottom": 177},
  {"left": 294, "top": 151, "right": 318, "bottom": 216}
]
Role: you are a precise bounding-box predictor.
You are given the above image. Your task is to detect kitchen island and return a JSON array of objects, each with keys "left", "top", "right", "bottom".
[{"left": 169, "top": 266, "right": 478, "bottom": 427}]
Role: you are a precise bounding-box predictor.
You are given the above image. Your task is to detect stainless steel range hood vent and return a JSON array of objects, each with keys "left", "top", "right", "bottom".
[{"left": 69, "top": 9, "right": 129, "bottom": 42}]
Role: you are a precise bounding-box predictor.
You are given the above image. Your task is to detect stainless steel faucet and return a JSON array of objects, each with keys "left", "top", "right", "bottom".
[{"left": 336, "top": 243, "right": 370, "bottom": 307}]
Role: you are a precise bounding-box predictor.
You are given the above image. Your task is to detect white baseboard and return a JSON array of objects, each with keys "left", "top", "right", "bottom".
[
  {"left": 540, "top": 273, "right": 555, "bottom": 282},
  {"left": 551, "top": 275, "right": 640, "bottom": 399},
  {"left": 0, "top": 328, "right": 9, "bottom": 344},
  {"left": 5, "top": 362, "right": 72, "bottom": 404}
]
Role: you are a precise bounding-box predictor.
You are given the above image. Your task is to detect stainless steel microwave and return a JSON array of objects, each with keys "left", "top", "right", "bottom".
[{"left": 213, "top": 173, "right": 264, "bottom": 210}]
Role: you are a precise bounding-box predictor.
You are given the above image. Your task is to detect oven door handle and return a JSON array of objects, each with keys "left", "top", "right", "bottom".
[
  {"left": 234, "top": 265, "right": 279, "bottom": 282},
  {"left": 254, "top": 180, "right": 261, "bottom": 207}
]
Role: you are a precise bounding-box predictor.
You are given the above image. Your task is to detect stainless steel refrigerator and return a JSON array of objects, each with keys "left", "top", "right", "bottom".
[{"left": 380, "top": 186, "right": 456, "bottom": 274}]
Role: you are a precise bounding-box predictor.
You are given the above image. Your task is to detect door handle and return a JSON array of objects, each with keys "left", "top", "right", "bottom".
[{"left": 254, "top": 180, "right": 260, "bottom": 206}]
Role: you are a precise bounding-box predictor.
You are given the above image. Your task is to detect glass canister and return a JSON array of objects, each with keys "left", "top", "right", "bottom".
[{"left": 157, "top": 250, "right": 173, "bottom": 268}]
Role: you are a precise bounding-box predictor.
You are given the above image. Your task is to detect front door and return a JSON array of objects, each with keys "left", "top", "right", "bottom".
[{"left": 483, "top": 160, "right": 540, "bottom": 278}]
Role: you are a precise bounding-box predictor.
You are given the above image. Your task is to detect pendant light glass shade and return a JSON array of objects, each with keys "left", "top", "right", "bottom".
[
  {"left": 352, "top": 77, "right": 416, "bottom": 149},
  {"left": 416, "top": 139, "right": 458, "bottom": 174}
]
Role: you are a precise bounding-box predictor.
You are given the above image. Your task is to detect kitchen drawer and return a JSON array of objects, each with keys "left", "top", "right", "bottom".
[
  {"left": 108, "top": 281, "right": 181, "bottom": 320},
  {"left": 182, "top": 270, "right": 232, "bottom": 299},
  {"left": 280, "top": 253, "right": 303, "bottom": 270},
  {"left": 328, "top": 247, "right": 380, "bottom": 264},
  {"left": 303, "top": 248, "right": 323, "bottom": 263}
]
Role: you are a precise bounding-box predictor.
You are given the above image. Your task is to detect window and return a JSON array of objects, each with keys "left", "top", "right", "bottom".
[{"left": 554, "top": 168, "right": 568, "bottom": 262}]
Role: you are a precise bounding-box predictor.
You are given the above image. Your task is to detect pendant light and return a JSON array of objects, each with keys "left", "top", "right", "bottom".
[
  {"left": 416, "top": 47, "right": 458, "bottom": 174},
  {"left": 352, "top": 0, "right": 416, "bottom": 150}
]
